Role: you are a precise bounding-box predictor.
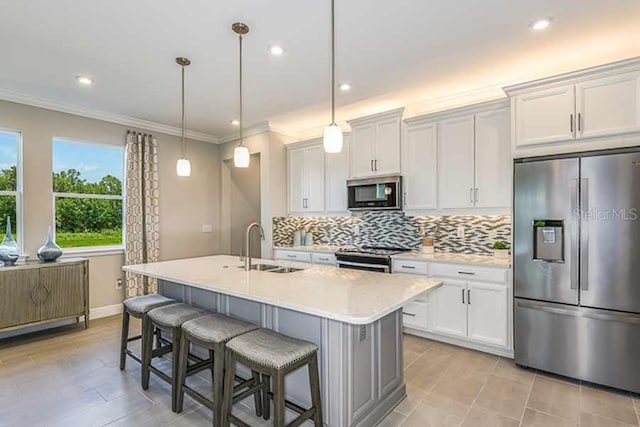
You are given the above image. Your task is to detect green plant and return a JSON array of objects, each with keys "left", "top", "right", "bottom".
[
  {"left": 492, "top": 241, "right": 510, "bottom": 250},
  {"left": 534, "top": 220, "right": 546, "bottom": 227}
]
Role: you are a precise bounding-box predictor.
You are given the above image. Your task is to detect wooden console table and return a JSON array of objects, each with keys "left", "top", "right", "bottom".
[{"left": 0, "top": 258, "right": 89, "bottom": 333}]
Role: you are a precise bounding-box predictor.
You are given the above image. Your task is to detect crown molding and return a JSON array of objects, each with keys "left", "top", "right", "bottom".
[
  {"left": 404, "top": 98, "right": 510, "bottom": 125},
  {"left": 346, "top": 107, "right": 405, "bottom": 127},
  {"left": 0, "top": 87, "right": 220, "bottom": 144},
  {"left": 218, "top": 120, "right": 299, "bottom": 144}
]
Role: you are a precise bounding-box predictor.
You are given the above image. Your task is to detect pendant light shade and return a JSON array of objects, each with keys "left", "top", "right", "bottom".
[
  {"left": 233, "top": 146, "right": 250, "bottom": 168},
  {"left": 323, "top": 0, "right": 343, "bottom": 154},
  {"left": 232, "top": 22, "right": 250, "bottom": 168},
  {"left": 176, "top": 158, "right": 191, "bottom": 176},
  {"left": 175, "top": 57, "right": 191, "bottom": 177},
  {"left": 323, "top": 123, "right": 343, "bottom": 153}
]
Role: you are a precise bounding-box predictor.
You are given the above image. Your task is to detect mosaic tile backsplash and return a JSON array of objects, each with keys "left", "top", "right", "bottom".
[{"left": 272, "top": 211, "right": 511, "bottom": 255}]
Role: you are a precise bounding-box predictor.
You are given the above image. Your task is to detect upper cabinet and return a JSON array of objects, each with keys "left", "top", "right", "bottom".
[
  {"left": 348, "top": 108, "right": 403, "bottom": 179},
  {"left": 287, "top": 136, "right": 350, "bottom": 215},
  {"left": 403, "top": 100, "right": 511, "bottom": 213},
  {"left": 505, "top": 58, "right": 640, "bottom": 155}
]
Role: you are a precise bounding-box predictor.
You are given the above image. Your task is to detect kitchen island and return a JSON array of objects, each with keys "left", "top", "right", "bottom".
[{"left": 123, "top": 255, "right": 441, "bottom": 427}]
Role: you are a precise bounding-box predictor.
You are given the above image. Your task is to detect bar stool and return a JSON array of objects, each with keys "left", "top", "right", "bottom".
[
  {"left": 175, "top": 314, "right": 260, "bottom": 425},
  {"left": 221, "top": 328, "right": 323, "bottom": 427},
  {"left": 142, "top": 303, "right": 208, "bottom": 412},
  {"left": 120, "top": 294, "right": 176, "bottom": 371}
]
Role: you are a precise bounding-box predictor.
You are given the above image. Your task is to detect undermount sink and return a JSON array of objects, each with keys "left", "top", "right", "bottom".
[
  {"left": 268, "top": 267, "right": 304, "bottom": 274},
  {"left": 250, "top": 264, "right": 304, "bottom": 274},
  {"left": 250, "top": 264, "right": 281, "bottom": 271}
]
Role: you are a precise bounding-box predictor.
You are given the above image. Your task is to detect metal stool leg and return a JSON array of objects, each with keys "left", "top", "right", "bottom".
[{"left": 119, "top": 309, "right": 130, "bottom": 371}]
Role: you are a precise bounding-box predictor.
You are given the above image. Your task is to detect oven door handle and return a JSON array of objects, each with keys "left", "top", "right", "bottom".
[{"left": 336, "top": 260, "right": 390, "bottom": 273}]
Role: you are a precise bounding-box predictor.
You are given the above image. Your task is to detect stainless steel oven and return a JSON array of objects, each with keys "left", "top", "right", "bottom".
[
  {"left": 347, "top": 176, "right": 402, "bottom": 211},
  {"left": 335, "top": 246, "right": 411, "bottom": 273}
]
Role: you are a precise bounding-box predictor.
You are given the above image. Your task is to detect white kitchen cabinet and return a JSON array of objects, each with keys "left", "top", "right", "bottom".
[
  {"left": 324, "top": 137, "right": 350, "bottom": 213},
  {"left": 402, "top": 122, "right": 437, "bottom": 210},
  {"left": 575, "top": 70, "right": 640, "bottom": 139},
  {"left": 474, "top": 108, "right": 511, "bottom": 208},
  {"left": 348, "top": 108, "right": 403, "bottom": 179},
  {"left": 273, "top": 249, "right": 312, "bottom": 263},
  {"left": 402, "top": 300, "right": 429, "bottom": 330},
  {"left": 513, "top": 84, "right": 576, "bottom": 147},
  {"left": 431, "top": 279, "right": 468, "bottom": 338},
  {"left": 437, "top": 115, "right": 475, "bottom": 209},
  {"left": 505, "top": 58, "right": 640, "bottom": 153},
  {"left": 287, "top": 144, "right": 325, "bottom": 214},
  {"left": 311, "top": 252, "right": 336, "bottom": 265},
  {"left": 466, "top": 281, "right": 508, "bottom": 347}
]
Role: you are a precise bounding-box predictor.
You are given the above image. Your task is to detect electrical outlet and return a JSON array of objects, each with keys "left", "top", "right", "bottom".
[
  {"left": 116, "top": 278, "right": 123, "bottom": 290},
  {"left": 353, "top": 224, "right": 360, "bottom": 236},
  {"left": 202, "top": 225, "right": 213, "bottom": 233},
  {"left": 457, "top": 226, "right": 465, "bottom": 239}
]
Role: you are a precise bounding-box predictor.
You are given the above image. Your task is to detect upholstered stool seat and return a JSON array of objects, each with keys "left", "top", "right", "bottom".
[
  {"left": 226, "top": 328, "right": 317, "bottom": 370},
  {"left": 222, "top": 328, "right": 323, "bottom": 427},
  {"left": 142, "top": 303, "right": 209, "bottom": 412},
  {"left": 176, "top": 314, "right": 260, "bottom": 424},
  {"left": 120, "top": 294, "right": 177, "bottom": 371}
]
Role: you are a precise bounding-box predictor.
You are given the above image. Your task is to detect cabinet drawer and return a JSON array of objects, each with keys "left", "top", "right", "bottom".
[
  {"left": 273, "top": 250, "right": 312, "bottom": 263},
  {"left": 402, "top": 300, "right": 428, "bottom": 329},
  {"left": 430, "top": 263, "right": 507, "bottom": 283},
  {"left": 311, "top": 253, "right": 336, "bottom": 266},
  {"left": 392, "top": 259, "right": 428, "bottom": 275}
]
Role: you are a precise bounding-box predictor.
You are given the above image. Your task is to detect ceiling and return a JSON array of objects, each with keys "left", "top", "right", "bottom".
[{"left": 1, "top": 0, "right": 639, "bottom": 141}]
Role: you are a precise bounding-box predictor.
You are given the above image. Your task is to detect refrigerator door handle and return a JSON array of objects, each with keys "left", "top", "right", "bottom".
[
  {"left": 581, "top": 178, "right": 590, "bottom": 291},
  {"left": 570, "top": 179, "right": 579, "bottom": 290},
  {"left": 516, "top": 299, "right": 640, "bottom": 325}
]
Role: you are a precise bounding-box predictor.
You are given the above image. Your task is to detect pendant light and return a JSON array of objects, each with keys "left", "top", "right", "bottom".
[
  {"left": 323, "top": 0, "right": 343, "bottom": 153},
  {"left": 233, "top": 22, "right": 250, "bottom": 168},
  {"left": 176, "top": 57, "right": 192, "bottom": 176}
]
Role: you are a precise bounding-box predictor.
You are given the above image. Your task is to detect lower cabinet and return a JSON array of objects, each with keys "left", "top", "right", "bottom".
[
  {"left": 273, "top": 249, "right": 336, "bottom": 266},
  {"left": 431, "top": 279, "right": 468, "bottom": 338}
]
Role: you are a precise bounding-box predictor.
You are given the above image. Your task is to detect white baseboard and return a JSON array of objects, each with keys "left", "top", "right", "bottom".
[
  {"left": 404, "top": 326, "right": 514, "bottom": 359},
  {"left": 90, "top": 303, "right": 123, "bottom": 320}
]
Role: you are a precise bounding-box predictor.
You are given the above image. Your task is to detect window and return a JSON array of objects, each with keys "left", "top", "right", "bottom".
[
  {"left": 0, "top": 130, "right": 21, "bottom": 247},
  {"left": 52, "top": 139, "right": 124, "bottom": 249}
]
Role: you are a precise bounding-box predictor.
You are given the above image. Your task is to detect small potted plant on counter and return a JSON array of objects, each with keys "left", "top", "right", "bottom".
[{"left": 492, "top": 241, "right": 510, "bottom": 259}]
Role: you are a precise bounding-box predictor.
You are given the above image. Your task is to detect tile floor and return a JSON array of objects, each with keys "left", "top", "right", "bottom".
[{"left": 0, "top": 316, "right": 638, "bottom": 426}]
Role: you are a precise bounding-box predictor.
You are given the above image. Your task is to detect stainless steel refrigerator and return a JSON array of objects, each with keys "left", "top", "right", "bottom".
[{"left": 514, "top": 148, "right": 640, "bottom": 393}]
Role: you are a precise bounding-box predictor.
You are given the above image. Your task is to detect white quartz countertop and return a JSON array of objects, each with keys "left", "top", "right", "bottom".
[
  {"left": 391, "top": 252, "right": 511, "bottom": 268},
  {"left": 123, "top": 255, "right": 442, "bottom": 325}
]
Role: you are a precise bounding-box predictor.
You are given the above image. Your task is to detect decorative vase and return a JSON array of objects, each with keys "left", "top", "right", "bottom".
[
  {"left": 292, "top": 230, "right": 302, "bottom": 246},
  {"left": 0, "top": 216, "right": 20, "bottom": 266},
  {"left": 493, "top": 249, "right": 510, "bottom": 259},
  {"left": 304, "top": 232, "right": 314, "bottom": 246},
  {"left": 37, "top": 226, "right": 63, "bottom": 262}
]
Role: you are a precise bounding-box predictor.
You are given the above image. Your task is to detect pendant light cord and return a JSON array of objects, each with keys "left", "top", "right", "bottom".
[
  {"left": 181, "top": 64, "right": 186, "bottom": 156},
  {"left": 239, "top": 33, "right": 244, "bottom": 147},
  {"left": 330, "top": 0, "right": 336, "bottom": 125}
]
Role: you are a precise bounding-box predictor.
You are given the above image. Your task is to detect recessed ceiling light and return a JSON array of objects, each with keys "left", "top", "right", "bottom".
[
  {"left": 530, "top": 17, "right": 553, "bottom": 31},
  {"left": 75, "top": 75, "right": 94, "bottom": 85},
  {"left": 339, "top": 82, "right": 352, "bottom": 91},
  {"left": 230, "top": 119, "right": 240, "bottom": 126},
  {"left": 269, "top": 45, "right": 285, "bottom": 56}
]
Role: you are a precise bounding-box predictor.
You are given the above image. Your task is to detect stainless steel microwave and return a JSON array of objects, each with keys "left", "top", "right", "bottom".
[{"left": 347, "top": 176, "right": 402, "bottom": 211}]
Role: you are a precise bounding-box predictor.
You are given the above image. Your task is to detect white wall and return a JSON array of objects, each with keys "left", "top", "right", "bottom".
[{"left": 0, "top": 99, "right": 221, "bottom": 310}]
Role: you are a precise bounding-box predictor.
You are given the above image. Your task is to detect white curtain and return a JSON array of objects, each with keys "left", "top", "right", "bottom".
[{"left": 124, "top": 131, "right": 160, "bottom": 297}]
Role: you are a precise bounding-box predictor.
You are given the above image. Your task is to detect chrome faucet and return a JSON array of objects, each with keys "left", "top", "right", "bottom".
[{"left": 245, "top": 222, "right": 265, "bottom": 271}]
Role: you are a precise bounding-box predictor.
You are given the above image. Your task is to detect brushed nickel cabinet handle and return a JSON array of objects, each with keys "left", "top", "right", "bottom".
[
  {"left": 402, "top": 312, "right": 416, "bottom": 317},
  {"left": 370, "top": 160, "right": 374, "bottom": 171},
  {"left": 470, "top": 188, "right": 474, "bottom": 203},
  {"left": 467, "top": 289, "right": 471, "bottom": 305},
  {"left": 458, "top": 271, "right": 475, "bottom": 276},
  {"left": 578, "top": 113, "right": 582, "bottom": 132},
  {"left": 462, "top": 289, "right": 465, "bottom": 304},
  {"left": 475, "top": 188, "right": 479, "bottom": 203},
  {"left": 375, "top": 159, "right": 378, "bottom": 171},
  {"left": 401, "top": 265, "right": 416, "bottom": 269},
  {"left": 570, "top": 114, "right": 574, "bottom": 133}
]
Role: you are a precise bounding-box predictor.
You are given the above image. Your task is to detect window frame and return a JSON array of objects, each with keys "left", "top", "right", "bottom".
[
  {"left": 0, "top": 127, "right": 23, "bottom": 255},
  {"left": 51, "top": 137, "right": 126, "bottom": 252}
]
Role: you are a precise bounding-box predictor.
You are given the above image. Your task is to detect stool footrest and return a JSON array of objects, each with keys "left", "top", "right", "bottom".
[
  {"left": 149, "top": 365, "right": 172, "bottom": 384},
  {"left": 124, "top": 349, "right": 142, "bottom": 364},
  {"left": 185, "top": 359, "right": 210, "bottom": 375},
  {"left": 127, "top": 334, "right": 142, "bottom": 342},
  {"left": 266, "top": 391, "right": 314, "bottom": 417}
]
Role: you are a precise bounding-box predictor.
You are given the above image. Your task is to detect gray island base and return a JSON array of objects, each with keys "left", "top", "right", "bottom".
[
  {"left": 160, "top": 279, "right": 404, "bottom": 427},
  {"left": 124, "top": 255, "right": 442, "bottom": 426}
]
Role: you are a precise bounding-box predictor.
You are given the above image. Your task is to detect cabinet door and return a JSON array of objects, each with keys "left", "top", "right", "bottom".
[
  {"left": 431, "top": 280, "right": 467, "bottom": 338},
  {"left": 350, "top": 124, "right": 377, "bottom": 178},
  {"left": 40, "top": 264, "right": 85, "bottom": 320},
  {"left": 325, "top": 138, "right": 349, "bottom": 212},
  {"left": 576, "top": 71, "right": 640, "bottom": 139},
  {"left": 514, "top": 84, "right": 576, "bottom": 147},
  {"left": 474, "top": 108, "right": 511, "bottom": 208},
  {"left": 0, "top": 270, "right": 40, "bottom": 329},
  {"left": 375, "top": 118, "right": 401, "bottom": 175},
  {"left": 304, "top": 145, "right": 325, "bottom": 212},
  {"left": 288, "top": 148, "right": 306, "bottom": 213},
  {"left": 437, "top": 115, "right": 475, "bottom": 208},
  {"left": 402, "top": 122, "right": 437, "bottom": 210},
  {"left": 467, "top": 281, "right": 508, "bottom": 347},
  {"left": 402, "top": 300, "right": 429, "bottom": 330}
]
